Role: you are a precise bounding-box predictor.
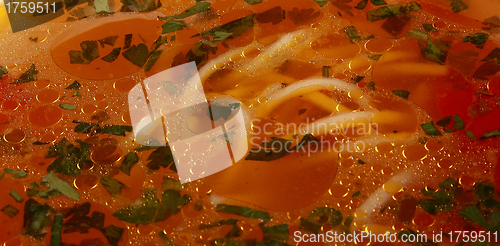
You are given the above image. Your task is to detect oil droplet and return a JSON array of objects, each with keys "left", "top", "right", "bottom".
[
  {"left": 82, "top": 104, "right": 98, "bottom": 114},
  {"left": 371, "top": 164, "right": 383, "bottom": 173},
  {"left": 97, "top": 101, "right": 109, "bottom": 109},
  {"left": 438, "top": 158, "right": 453, "bottom": 169},
  {"left": 74, "top": 174, "right": 99, "bottom": 190},
  {"left": 336, "top": 101, "right": 360, "bottom": 112},
  {"left": 94, "top": 93, "right": 105, "bottom": 102},
  {"left": 136, "top": 225, "right": 155, "bottom": 235},
  {"left": 339, "top": 151, "right": 352, "bottom": 159},
  {"left": 425, "top": 138, "right": 444, "bottom": 152},
  {"left": 35, "top": 79, "right": 50, "bottom": 88},
  {"left": 52, "top": 127, "right": 65, "bottom": 135},
  {"left": 348, "top": 90, "right": 364, "bottom": 100},
  {"left": 349, "top": 57, "right": 372, "bottom": 73},
  {"left": 39, "top": 132, "right": 57, "bottom": 143},
  {"left": 122, "top": 112, "right": 132, "bottom": 124},
  {"left": 242, "top": 47, "right": 260, "bottom": 58},
  {"left": 365, "top": 223, "right": 390, "bottom": 235},
  {"left": 36, "top": 89, "right": 60, "bottom": 103},
  {"left": 402, "top": 145, "right": 428, "bottom": 161},
  {"left": 4, "top": 128, "right": 26, "bottom": 143},
  {"left": 353, "top": 220, "right": 366, "bottom": 229},
  {"left": 354, "top": 210, "right": 367, "bottom": 219},
  {"left": 383, "top": 180, "right": 403, "bottom": 194},
  {"left": 412, "top": 212, "right": 435, "bottom": 227},
  {"left": 2, "top": 100, "right": 19, "bottom": 111},
  {"left": 113, "top": 78, "right": 138, "bottom": 93},
  {"left": 459, "top": 175, "right": 475, "bottom": 187},
  {"left": 329, "top": 184, "right": 349, "bottom": 197},
  {"left": 90, "top": 138, "right": 123, "bottom": 165},
  {"left": 365, "top": 38, "right": 394, "bottom": 53},
  {"left": 28, "top": 31, "right": 48, "bottom": 43},
  {"left": 375, "top": 142, "right": 393, "bottom": 155},
  {"left": 311, "top": 34, "right": 360, "bottom": 59},
  {"left": 47, "top": 25, "right": 65, "bottom": 35},
  {"left": 381, "top": 167, "right": 393, "bottom": 175},
  {"left": 29, "top": 105, "right": 63, "bottom": 127}
]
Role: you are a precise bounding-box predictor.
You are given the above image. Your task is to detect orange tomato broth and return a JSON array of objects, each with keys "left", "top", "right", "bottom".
[{"left": 0, "top": 0, "right": 499, "bottom": 245}]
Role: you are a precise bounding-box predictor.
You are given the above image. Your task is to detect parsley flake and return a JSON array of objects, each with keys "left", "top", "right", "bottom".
[
  {"left": 215, "top": 204, "right": 270, "bottom": 219},
  {"left": 41, "top": 172, "right": 80, "bottom": 200},
  {"left": 366, "top": 2, "right": 421, "bottom": 22},
  {"left": 11, "top": 63, "right": 37, "bottom": 84},
  {"left": 69, "top": 41, "right": 100, "bottom": 64},
  {"left": 421, "top": 121, "right": 442, "bottom": 136},
  {"left": 450, "top": 0, "right": 468, "bottom": 14}
]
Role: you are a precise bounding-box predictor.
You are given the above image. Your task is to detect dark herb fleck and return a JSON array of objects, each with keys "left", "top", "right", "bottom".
[
  {"left": 1, "top": 204, "right": 19, "bottom": 218},
  {"left": 120, "top": 152, "right": 138, "bottom": 175},
  {"left": 450, "top": 0, "right": 468, "bottom": 14},
  {"left": 11, "top": 63, "right": 37, "bottom": 84},
  {"left": 422, "top": 23, "right": 438, "bottom": 32},
  {"left": 162, "top": 20, "right": 187, "bottom": 34},
  {"left": 366, "top": 81, "right": 375, "bottom": 91},
  {"left": 100, "top": 176, "right": 124, "bottom": 196},
  {"left": 344, "top": 26, "right": 361, "bottom": 42},
  {"left": 172, "top": 1, "right": 211, "bottom": 19},
  {"left": 4, "top": 168, "right": 28, "bottom": 178},
  {"left": 0, "top": 65, "right": 8, "bottom": 79},
  {"left": 366, "top": 2, "right": 421, "bottom": 22},
  {"left": 123, "top": 44, "right": 149, "bottom": 67},
  {"left": 392, "top": 89, "right": 409, "bottom": 99},
  {"left": 98, "top": 36, "right": 118, "bottom": 47},
  {"left": 463, "top": 33, "right": 489, "bottom": 48},
  {"left": 69, "top": 41, "right": 100, "bottom": 64},
  {"left": 369, "top": 54, "right": 382, "bottom": 60},
  {"left": 65, "top": 80, "right": 81, "bottom": 89},
  {"left": 215, "top": 204, "right": 270, "bottom": 219},
  {"left": 59, "top": 104, "right": 77, "bottom": 110},
  {"left": 352, "top": 191, "right": 361, "bottom": 198},
  {"left": 102, "top": 48, "right": 122, "bottom": 62},
  {"left": 50, "top": 214, "right": 64, "bottom": 246},
  {"left": 307, "top": 207, "right": 343, "bottom": 227},
  {"left": 10, "top": 189, "right": 24, "bottom": 203},
  {"left": 421, "top": 121, "right": 442, "bottom": 136}
]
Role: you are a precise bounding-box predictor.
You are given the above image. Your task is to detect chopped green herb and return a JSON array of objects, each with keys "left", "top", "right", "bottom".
[
  {"left": 65, "top": 80, "right": 81, "bottom": 89},
  {"left": 73, "top": 120, "right": 96, "bottom": 133},
  {"left": 418, "top": 39, "right": 450, "bottom": 65},
  {"left": 100, "top": 176, "right": 124, "bottom": 195},
  {"left": 73, "top": 89, "right": 81, "bottom": 97},
  {"left": 349, "top": 76, "right": 364, "bottom": 84},
  {"left": 366, "top": 2, "right": 422, "bottom": 22},
  {"left": 122, "top": 0, "right": 161, "bottom": 12},
  {"left": 135, "top": 144, "right": 160, "bottom": 151},
  {"left": 162, "top": 20, "right": 187, "bottom": 34},
  {"left": 59, "top": 104, "right": 77, "bottom": 110},
  {"left": 358, "top": 159, "right": 366, "bottom": 164},
  {"left": 101, "top": 48, "right": 122, "bottom": 62},
  {"left": 101, "top": 225, "right": 124, "bottom": 246},
  {"left": 22, "top": 199, "right": 53, "bottom": 240},
  {"left": 406, "top": 29, "right": 428, "bottom": 40},
  {"left": 41, "top": 172, "right": 80, "bottom": 200},
  {"left": 113, "top": 189, "right": 190, "bottom": 224},
  {"left": 0, "top": 172, "right": 5, "bottom": 181},
  {"left": 465, "top": 130, "right": 475, "bottom": 139},
  {"left": 101, "top": 125, "right": 133, "bottom": 136},
  {"left": 299, "top": 218, "right": 321, "bottom": 234},
  {"left": 422, "top": 23, "right": 438, "bottom": 32},
  {"left": 355, "top": 0, "right": 368, "bottom": 9},
  {"left": 436, "top": 115, "right": 452, "bottom": 127},
  {"left": 202, "top": 14, "right": 255, "bottom": 40},
  {"left": 482, "top": 47, "right": 500, "bottom": 65},
  {"left": 46, "top": 138, "right": 90, "bottom": 177},
  {"left": 120, "top": 152, "right": 138, "bottom": 176},
  {"left": 94, "top": 0, "right": 110, "bottom": 13},
  {"left": 459, "top": 205, "right": 500, "bottom": 231},
  {"left": 463, "top": 33, "right": 489, "bottom": 48},
  {"left": 392, "top": 89, "right": 409, "bottom": 99},
  {"left": 344, "top": 26, "right": 361, "bottom": 42},
  {"left": 162, "top": 177, "right": 182, "bottom": 191},
  {"left": 421, "top": 121, "right": 442, "bottom": 136},
  {"left": 369, "top": 54, "right": 382, "bottom": 60},
  {"left": 199, "top": 218, "right": 238, "bottom": 229},
  {"left": 50, "top": 214, "right": 64, "bottom": 246},
  {"left": 215, "top": 204, "right": 270, "bottom": 219},
  {"left": 366, "top": 81, "right": 375, "bottom": 91},
  {"left": 0, "top": 65, "right": 8, "bottom": 79},
  {"left": 123, "top": 44, "right": 149, "bottom": 67},
  {"left": 11, "top": 63, "right": 37, "bottom": 84},
  {"left": 91, "top": 211, "right": 105, "bottom": 229},
  {"left": 194, "top": 200, "right": 203, "bottom": 211},
  {"left": 481, "top": 130, "right": 500, "bottom": 139},
  {"left": 371, "top": 0, "right": 387, "bottom": 5},
  {"left": 418, "top": 137, "right": 427, "bottom": 144},
  {"left": 124, "top": 34, "right": 133, "bottom": 49},
  {"left": 313, "top": 0, "right": 328, "bottom": 7},
  {"left": 453, "top": 114, "right": 465, "bottom": 131},
  {"left": 450, "top": 0, "right": 468, "bottom": 13},
  {"left": 352, "top": 191, "right": 361, "bottom": 198},
  {"left": 172, "top": 1, "right": 211, "bottom": 19},
  {"left": 144, "top": 50, "right": 163, "bottom": 72},
  {"left": 322, "top": 66, "right": 331, "bottom": 78},
  {"left": 160, "top": 81, "right": 180, "bottom": 95},
  {"left": 260, "top": 222, "right": 288, "bottom": 243},
  {"left": 69, "top": 41, "right": 100, "bottom": 64},
  {"left": 307, "top": 207, "right": 343, "bottom": 228},
  {"left": 4, "top": 168, "right": 28, "bottom": 178},
  {"left": 98, "top": 36, "right": 118, "bottom": 47},
  {"left": 1, "top": 204, "right": 19, "bottom": 218},
  {"left": 10, "top": 189, "right": 24, "bottom": 203},
  {"left": 207, "top": 104, "right": 232, "bottom": 121},
  {"left": 146, "top": 145, "right": 175, "bottom": 171}
]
